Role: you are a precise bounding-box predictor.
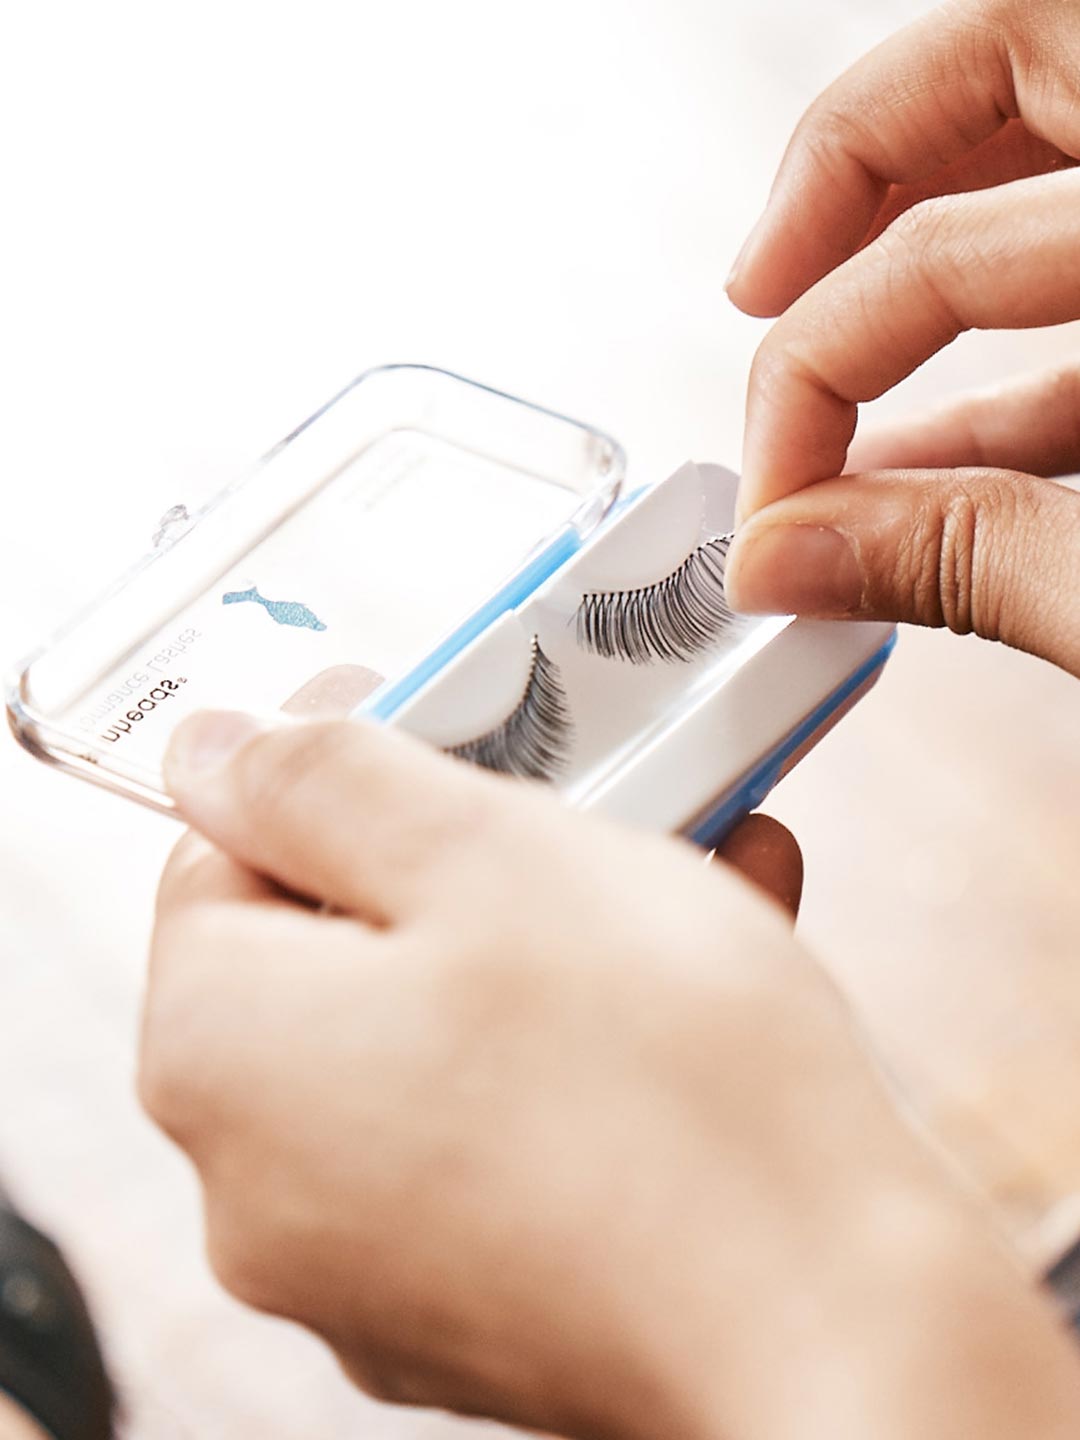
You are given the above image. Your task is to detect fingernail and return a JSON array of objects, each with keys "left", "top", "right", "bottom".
[
  {"left": 725, "top": 211, "right": 765, "bottom": 292},
  {"left": 725, "top": 238, "right": 750, "bottom": 292},
  {"left": 726, "top": 524, "right": 864, "bottom": 615},
  {"left": 165, "top": 710, "right": 269, "bottom": 782}
]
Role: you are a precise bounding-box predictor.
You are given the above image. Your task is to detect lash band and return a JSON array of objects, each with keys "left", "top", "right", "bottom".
[
  {"left": 576, "top": 534, "right": 739, "bottom": 664},
  {"left": 446, "top": 637, "right": 573, "bottom": 781}
]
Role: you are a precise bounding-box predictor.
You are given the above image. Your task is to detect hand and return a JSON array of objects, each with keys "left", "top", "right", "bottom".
[
  {"left": 724, "top": 0, "right": 1080, "bottom": 678},
  {"left": 0, "top": 1397, "right": 48, "bottom": 1440},
  {"left": 142, "top": 709, "right": 1080, "bottom": 1440}
]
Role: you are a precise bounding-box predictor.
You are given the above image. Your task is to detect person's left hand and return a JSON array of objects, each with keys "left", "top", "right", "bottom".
[
  {"left": 142, "top": 711, "right": 821, "bottom": 1440},
  {"left": 140, "top": 709, "right": 1080, "bottom": 1440}
]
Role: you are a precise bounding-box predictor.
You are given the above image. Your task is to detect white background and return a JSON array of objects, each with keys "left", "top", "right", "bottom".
[{"left": 2, "top": 2, "right": 1079, "bottom": 1436}]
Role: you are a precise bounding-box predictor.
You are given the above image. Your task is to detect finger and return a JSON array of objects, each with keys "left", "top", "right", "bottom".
[
  {"left": 846, "top": 364, "right": 1080, "bottom": 478},
  {"left": 726, "top": 3, "right": 1080, "bottom": 317},
  {"left": 714, "top": 814, "right": 803, "bottom": 921},
  {"left": 739, "top": 168, "right": 1080, "bottom": 519},
  {"left": 158, "top": 664, "right": 387, "bottom": 918},
  {"left": 142, "top": 895, "right": 371, "bottom": 1154},
  {"left": 725, "top": 468, "right": 1080, "bottom": 678},
  {"left": 863, "top": 122, "right": 1073, "bottom": 248},
  {"left": 157, "top": 830, "right": 279, "bottom": 911},
  {"left": 163, "top": 712, "right": 502, "bottom": 923}
]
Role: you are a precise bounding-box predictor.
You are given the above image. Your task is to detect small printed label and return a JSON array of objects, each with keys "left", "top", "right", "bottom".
[
  {"left": 96, "top": 676, "right": 190, "bottom": 744},
  {"left": 76, "top": 626, "right": 203, "bottom": 738}
]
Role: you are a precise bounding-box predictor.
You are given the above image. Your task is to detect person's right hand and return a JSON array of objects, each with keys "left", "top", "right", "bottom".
[{"left": 724, "top": 0, "right": 1080, "bottom": 679}]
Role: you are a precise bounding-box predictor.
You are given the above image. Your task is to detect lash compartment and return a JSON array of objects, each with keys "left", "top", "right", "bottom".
[{"left": 391, "top": 461, "right": 895, "bottom": 842}]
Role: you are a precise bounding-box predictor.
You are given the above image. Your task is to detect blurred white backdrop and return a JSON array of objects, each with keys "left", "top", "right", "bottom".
[{"left": 2, "top": 2, "right": 1079, "bottom": 1436}]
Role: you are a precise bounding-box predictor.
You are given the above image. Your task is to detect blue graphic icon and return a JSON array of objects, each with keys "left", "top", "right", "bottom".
[{"left": 222, "top": 586, "right": 327, "bottom": 631}]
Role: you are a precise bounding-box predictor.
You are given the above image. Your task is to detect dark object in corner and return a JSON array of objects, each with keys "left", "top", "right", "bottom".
[
  {"left": 1046, "top": 1233, "right": 1080, "bottom": 1336},
  {"left": 0, "top": 1188, "right": 114, "bottom": 1439}
]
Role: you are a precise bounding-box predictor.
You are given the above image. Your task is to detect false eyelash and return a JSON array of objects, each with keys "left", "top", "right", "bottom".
[
  {"left": 575, "top": 534, "right": 740, "bottom": 664},
  {"left": 446, "top": 638, "right": 573, "bottom": 781}
]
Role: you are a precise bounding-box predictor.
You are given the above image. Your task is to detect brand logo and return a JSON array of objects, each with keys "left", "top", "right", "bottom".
[{"left": 99, "top": 677, "right": 188, "bottom": 743}]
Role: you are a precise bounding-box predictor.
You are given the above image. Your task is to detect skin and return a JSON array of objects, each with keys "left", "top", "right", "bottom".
[
  {"left": 139, "top": 2, "right": 1080, "bottom": 1434},
  {"left": 143, "top": 710, "right": 1080, "bottom": 1440},
  {"left": 724, "top": 0, "right": 1080, "bottom": 679},
  {"left": 0, "top": 1395, "right": 48, "bottom": 1440}
]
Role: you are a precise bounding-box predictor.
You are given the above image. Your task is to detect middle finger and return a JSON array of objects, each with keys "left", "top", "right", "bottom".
[{"left": 740, "top": 168, "right": 1080, "bottom": 520}]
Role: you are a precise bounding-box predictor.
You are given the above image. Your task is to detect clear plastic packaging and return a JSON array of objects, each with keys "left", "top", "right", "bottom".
[
  {"left": 5, "top": 366, "right": 625, "bottom": 809},
  {"left": 6, "top": 366, "right": 893, "bottom": 843}
]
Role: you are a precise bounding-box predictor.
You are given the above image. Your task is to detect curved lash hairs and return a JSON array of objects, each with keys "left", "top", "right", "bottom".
[
  {"left": 575, "top": 533, "right": 740, "bottom": 664},
  {"left": 446, "top": 637, "right": 573, "bottom": 781}
]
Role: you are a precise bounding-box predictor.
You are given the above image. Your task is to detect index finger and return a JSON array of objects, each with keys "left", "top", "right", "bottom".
[
  {"left": 162, "top": 713, "right": 511, "bottom": 925},
  {"left": 738, "top": 168, "right": 1080, "bottom": 518},
  {"left": 156, "top": 664, "right": 386, "bottom": 918},
  {"left": 726, "top": 0, "right": 1080, "bottom": 318}
]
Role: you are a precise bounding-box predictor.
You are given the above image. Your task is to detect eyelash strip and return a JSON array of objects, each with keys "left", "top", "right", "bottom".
[
  {"left": 575, "top": 534, "right": 739, "bottom": 664},
  {"left": 446, "top": 637, "right": 573, "bottom": 781}
]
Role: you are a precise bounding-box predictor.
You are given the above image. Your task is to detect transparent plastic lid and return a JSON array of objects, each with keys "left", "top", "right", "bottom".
[{"left": 7, "top": 365, "right": 625, "bottom": 808}]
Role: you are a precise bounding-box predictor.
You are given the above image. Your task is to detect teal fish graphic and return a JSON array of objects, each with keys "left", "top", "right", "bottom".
[{"left": 222, "top": 586, "right": 327, "bottom": 631}]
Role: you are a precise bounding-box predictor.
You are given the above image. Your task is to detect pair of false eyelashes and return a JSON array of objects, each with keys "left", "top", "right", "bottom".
[{"left": 448, "top": 533, "right": 738, "bottom": 781}]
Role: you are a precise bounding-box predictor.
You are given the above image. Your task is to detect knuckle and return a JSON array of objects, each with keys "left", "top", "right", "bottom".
[
  {"left": 139, "top": 912, "right": 228, "bottom": 1146},
  {"left": 420, "top": 822, "right": 574, "bottom": 1006},
  {"left": 443, "top": 776, "right": 547, "bottom": 894},
  {"left": 428, "top": 931, "right": 505, "bottom": 1011},
  {"left": 880, "top": 478, "right": 961, "bottom": 630},
  {"left": 337, "top": 1353, "right": 387, "bottom": 1401},
  {"left": 945, "top": 472, "right": 1026, "bottom": 641},
  {"left": 946, "top": 0, "right": 997, "bottom": 21},
  {"left": 235, "top": 720, "right": 355, "bottom": 821},
  {"left": 138, "top": 951, "right": 187, "bottom": 1133},
  {"left": 941, "top": 0, "right": 1027, "bottom": 90},
  {"left": 969, "top": 471, "right": 1046, "bottom": 643},
  {"left": 134, "top": 1043, "right": 171, "bottom": 1131},
  {"left": 748, "top": 332, "right": 810, "bottom": 410},
  {"left": 136, "top": 1016, "right": 195, "bottom": 1143},
  {"left": 877, "top": 198, "right": 971, "bottom": 336},
  {"left": 750, "top": 308, "right": 845, "bottom": 413},
  {"left": 1048, "top": 362, "right": 1080, "bottom": 410},
  {"left": 454, "top": 766, "right": 524, "bottom": 849},
  {"left": 418, "top": 753, "right": 523, "bottom": 868},
  {"left": 900, "top": 471, "right": 1025, "bottom": 638},
  {"left": 886, "top": 195, "right": 958, "bottom": 262},
  {"left": 418, "top": 904, "right": 551, "bottom": 1046},
  {"left": 372, "top": 764, "right": 505, "bottom": 909},
  {"left": 963, "top": 0, "right": 1033, "bottom": 44},
  {"left": 415, "top": 761, "right": 498, "bottom": 851},
  {"left": 1047, "top": 365, "right": 1080, "bottom": 459},
  {"left": 204, "top": 1203, "right": 282, "bottom": 1315},
  {"left": 155, "top": 831, "right": 215, "bottom": 914},
  {"left": 748, "top": 338, "right": 787, "bottom": 397},
  {"left": 936, "top": 480, "right": 984, "bottom": 634},
  {"left": 338, "top": 1351, "right": 433, "bottom": 1408},
  {"left": 797, "top": 100, "right": 864, "bottom": 176}
]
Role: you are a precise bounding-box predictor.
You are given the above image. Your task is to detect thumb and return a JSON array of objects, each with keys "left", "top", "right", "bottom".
[{"left": 725, "top": 469, "right": 1080, "bottom": 678}]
